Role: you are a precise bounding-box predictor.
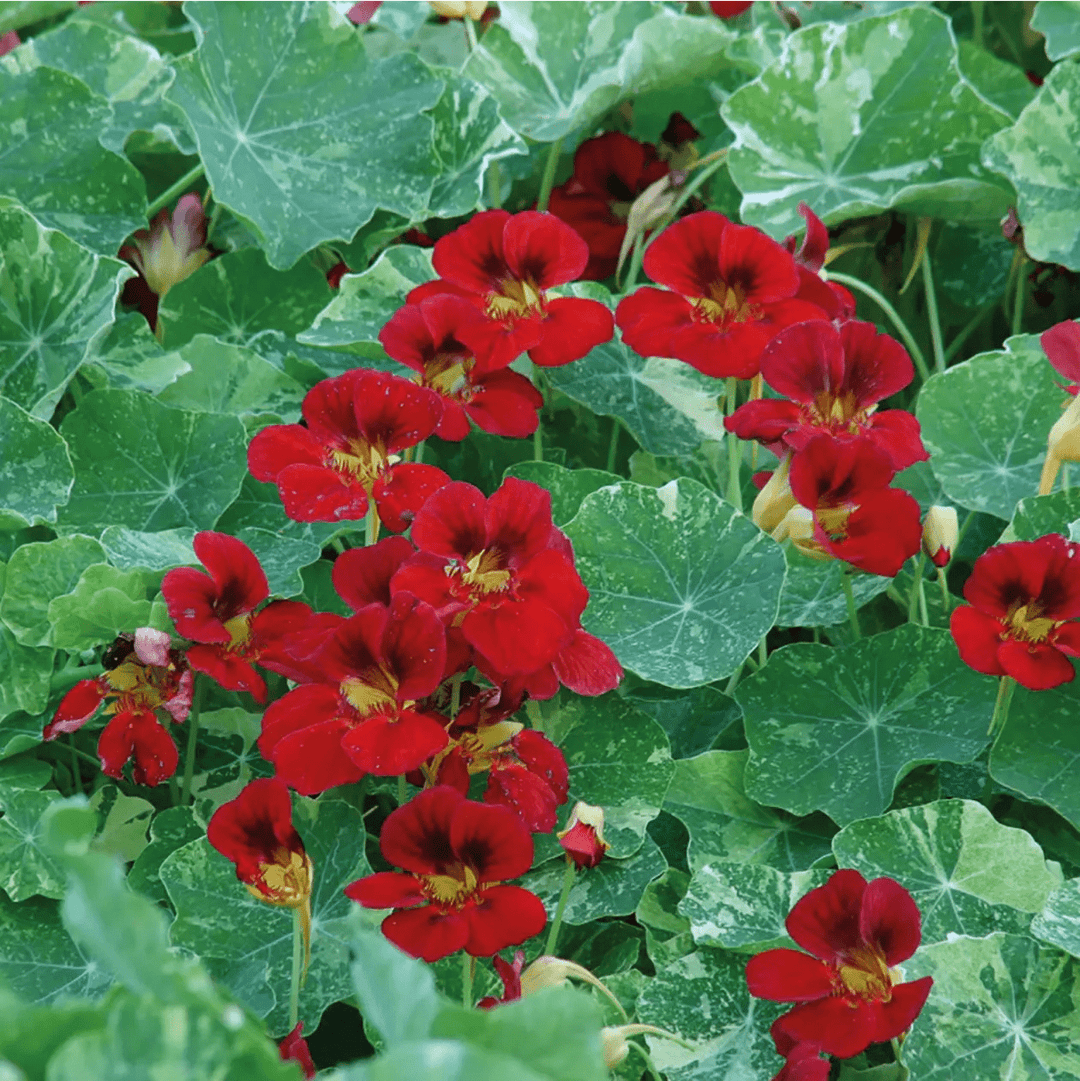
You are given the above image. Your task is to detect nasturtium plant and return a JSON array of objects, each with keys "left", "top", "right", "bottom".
[{"left": 3, "top": 2, "right": 1080, "bottom": 1078}]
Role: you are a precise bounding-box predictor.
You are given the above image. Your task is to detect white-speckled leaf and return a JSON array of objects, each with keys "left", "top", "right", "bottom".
[
  {"left": 0, "top": 395, "right": 73, "bottom": 529},
  {"left": 833, "top": 799, "right": 1058, "bottom": 944},
  {"left": 57, "top": 389, "right": 248, "bottom": 534},
  {"left": 902, "top": 933, "right": 1080, "bottom": 1081},
  {"left": 721, "top": 6, "right": 1014, "bottom": 239},
  {"left": 0, "top": 203, "right": 132, "bottom": 417},
  {"left": 1032, "top": 878, "right": 1080, "bottom": 960},
  {"left": 0, "top": 787, "right": 67, "bottom": 901},
  {"left": 680, "top": 862, "right": 828, "bottom": 951},
  {"left": 161, "top": 798, "right": 370, "bottom": 1036},
  {"left": 983, "top": 62, "right": 1080, "bottom": 272},
  {"left": 215, "top": 473, "right": 341, "bottom": 549},
  {"left": 663, "top": 751, "right": 835, "bottom": 873},
  {"left": 0, "top": 65, "right": 147, "bottom": 253},
  {"left": 916, "top": 335, "right": 1061, "bottom": 520},
  {"left": 166, "top": 1, "right": 444, "bottom": 269},
  {"left": 83, "top": 314, "right": 190, "bottom": 395},
  {"left": 990, "top": 679, "right": 1080, "bottom": 834},
  {"left": 1031, "top": 2, "right": 1080, "bottom": 61},
  {"left": 503, "top": 462, "right": 621, "bottom": 528},
  {"left": 99, "top": 527, "right": 198, "bottom": 573},
  {"left": 47, "top": 564, "right": 153, "bottom": 651},
  {"left": 565, "top": 479, "right": 786, "bottom": 688},
  {"left": 738, "top": 625, "right": 997, "bottom": 826},
  {"left": 776, "top": 543, "right": 891, "bottom": 628},
  {"left": 1000, "top": 490, "right": 1080, "bottom": 542},
  {"left": 234, "top": 527, "right": 321, "bottom": 599}
]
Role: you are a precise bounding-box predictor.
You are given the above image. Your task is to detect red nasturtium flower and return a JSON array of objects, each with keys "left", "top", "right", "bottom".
[
  {"left": 44, "top": 628, "right": 192, "bottom": 785},
  {"left": 547, "top": 131, "right": 670, "bottom": 280},
  {"left": 747, "top": 869, "right": 933, "bottom": 1062},
  {"left": 247, "top": 369, "right": 449, "bottom": 530},
  {"left": 409, "top": 209, "right": 615, "bottom": 369},
  {"left": 1042, "top": 319, "right": 1080, "bottom": 395},
  {"left": 726, "top": 320, "right": 927, "bottom": 471},
  {"left": 162, "top": 531, "right": 312, "bottom": 703},
  {"left": 950, "top": 534, "right": 1080, "bottom": 690},
  {"left": 782, "top": 202, "right": 855, "bottom": 320},
  {"left": 615, "top": 211, "right": 828, "bottom": 378},
  {"left": 379, "top": 293, "right": 543, "bottom": 440},
  {"left": 709, "top": 1, "right": 753, "bottom": 16},
  {"left": 557, "top": 801, "right": 610, "bottom": 868},
  {"left": 258, "top": 593, "right": 449, "bottom": 793},
  {"left": 278, "top": 1024, "right": 316, "bottom": 1079},
  {"left": 769, "top": 1028, "right": 830, "bottom": 1081},
  {"left": 345, "top": 785, "right": 547, "bottom": 962}
]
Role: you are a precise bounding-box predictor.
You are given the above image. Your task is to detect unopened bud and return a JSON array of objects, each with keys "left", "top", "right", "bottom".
[
  {"left": 751, "top": 454, "right": 797, "bottom": 536},
  {"left": 557, "top": 801, "right": 610, "bottom": 869},
  {"left": 429, "top": 0, "right": 488, "bottom": 19},
  {"left": 601, "top": 1027, "right": 630, "bottom": 1069},
  {"left": 1040, "top": 396, "right": 1080, "bottom": 495},
  {"left": 921, "top": 506, "right": 958, "bottom": 568},
  {"left": 616, "top": 174, "right": 683, "bottom": 278},
  {"left": 520, "top": 955, "right": 628, "bottom": 1016}
]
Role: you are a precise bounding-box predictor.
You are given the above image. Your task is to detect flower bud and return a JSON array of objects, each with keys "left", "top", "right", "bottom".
[
  {"left": 752, "top": 454, "right": 797, "bottom": 536},
  {"left": 557, "top": 801, "right": 610, "bottom": 869},
  {"left": 429, "top": 0, "right": 488, "bottom": 18},
  {"left": 921, "top": 505, "right": 958, "bottom": 568},
  {"left": 1040, "top": 395, "right": 1080, "bottom": 495},
  {"left": 601, "top": 1027, "right": 630, "bottom": 1069}
]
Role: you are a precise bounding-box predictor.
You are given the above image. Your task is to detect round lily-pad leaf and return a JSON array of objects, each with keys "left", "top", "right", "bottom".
[
  {"left": 0, "top": 395, "right": 73, "bottom": 529},
  {"left": 832, "top": 799, "right": 1058, "bottom": 944},
  {"left": 738, "top": 625, "right": 997, "bottom": 826},
  {"left": 776, "top": 544, "right": 891, "bottom": 628},
  {"left": 47, "top": 564, "right": 154, "bottom": 652},
  {"left": 917, "top": 335, "right": 1061, "bottom": 520},
  {"left": 565, "top": 478, "right": 786, "bottom": 689},
  {"left": 503, "top": 462, "right": 621, "bottom": 529},
  {"left": 903, "top": 933, "right": 1080, "bottom": 1080},
  {"left": 1032, "top": 877, "right": 1080, "bottom": 960},
  {"left": 1001, "top": 490, "right": 1080, "bottom": 542},
  {"left": 1031, "top": 1, "right": 1080, "bottom": 60}
]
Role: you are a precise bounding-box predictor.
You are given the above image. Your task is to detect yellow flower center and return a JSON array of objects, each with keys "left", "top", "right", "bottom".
[
  {"left": 836, "top": 946, "right": 895, "bottom": 1003},
  {"left": 340, "top": 667, "right": 399, "bottom": 716},
  {"left": 245, "top": 848, "right": 313, "bottom": 908},
  {"left": 330, "top": 441, "right": 388, "bottom": 487},
  {"left": 460, "top": 549, "right": 511, "bottom": 593},
  {"left": 425, "top": 351, "right": 473, "bottom": 400},
  {"left": 1006, "top": 603, "right": 1057, "bottom": 643},
  {"left": 422, "top": 863, "right": 480, "bottom": 907},
  {"left": 488, "top": 278, "right": 542, "bottom": 320},
  {"left": 694, "top": 281, "right": 755, "bottom": 324}
]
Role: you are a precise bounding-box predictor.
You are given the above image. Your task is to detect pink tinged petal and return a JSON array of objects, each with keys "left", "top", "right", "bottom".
[
  {"left": 777, "top": 996, "right": 880, "bottom": 1060},
  {"left": 134, "top": 627, "right": 172, "bottom": 667},
  {"left": 949, "top": 606, "right": 1007, "bottom": 677},
  {"left": 344, "top": 871, "right": 427, "bottom": 909},
  {"left": 380, "top": 785, "right": 466, "bottom": 875},
  {"left": 373, "top": 463, "right": 450, "bottom": 534},
  {"left": 528, "top": 297, "right": 614, "bottom": 368},
  {"left": 463, "top": 885, "right": 548, "bottom": 956},
  {"left": 745, "top": 950, "right": 836, "bottom": 1002},
  {"left": 838, "top": 320, "right": 915, "bottom": 406},
  {"left": 410, "top": 481, "right": 488, "bottom": 558},
  {"left": 760, "top": 321, "right": 844, "bottom": 404},
  {"left": 44, "top": 679, "right": 107, "bottom": 739},
  {"left": 341, "top": 709, "right": 449, "bottom": 776},
  {"left": 381, "top": 905, "right": 470, "bottom": 962},
  {"left": 997, "top": 638, "right": 1076, "bottom": 690},
  {"left": 275, "top": 463, "right": 369, "bottom": 523},
  {"left": 1042, "top": 321, "right": 1080, "bottom": 383},
  {"left": 163, "top": 669, "right": 194, "bottom": 723},
  {"left": 551, "top": 629, "right": 623, "bottom": 696},
  {"left": 502, "top": 210, "right": 590, "bottom": 289},
  {"left": 333, "top": 537, "right": 416, "bottom": 610},
  {"left": 786, "top": 868, "right": 868, "bottom": 961},
  {"left": 450, "top": 797, "right": 535, "bottom": 883},
  {"left": 247, "top": 424, "right": 326, "bottom": 482},
  {"left": 872, "top": 976, "right": 933, "bottom": 1043},
  {"left": 186, "top": 644, "right": 267, "bottom": 704},
  {"left": 859, "top": 877, "right": 923, "bottom": 965}
]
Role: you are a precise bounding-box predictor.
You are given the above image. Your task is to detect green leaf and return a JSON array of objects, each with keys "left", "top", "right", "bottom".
[
  {"left": 956, "top": 40, "right": 1036, "bottom": 121},
  {"left": 156, "top": 335, "right": 306, "bottom": 423},
  {"left": 1032, "top": 877, "right": 1080, "bottom": 960},
  {"left": 523, "top": 836, "right": 665, "bottom": 925},
  {"left": 1002, "top": 490, "right": 1080, "bottom": 542},
  {"left": 0, "top": 712, "right": 48, "bottom": 762},
  {"left": 158, "top": 248, "right": 331, "bottom": 351},
  {"left": 776, "top": 545, "right": 892, "bottom": 628},
  {"left": 161, "top": 798, "right": 371, "bottom": 1035},
  {"left": 167, "top": 1, "right": 444, "bottom": 269},
  {"left": 503, "top": 462, "right": 621, "bottom": 529},
  {"left": 0, "top": 607, "right": 53, "bottom": 724},
  {"left": 738, "top": 626, "right": 997, "bottom": 826},
  {"left": 57, "top": 389, "right": 248, "bottom": 534},
  {"left": 99, "top": 525, "right": 198, "bottom": 572},
  {"left": 215, "top": 473, "right": 341, "bottom": 549},
  {"left": 0, "top": 2, "right": 74, "bottom": 34},
  {"left": 544, "top": 693, "right": 674, "bottom": 858},
  {"left": 0, "top": 202, "right": 132, "bottom": 418},
  {"left": 629, "top": 685, "right": 740, "bottom": 761},
  {"left": 334, "top": 1041, "right": 556, "bottom": 1081},
  {"left": 546, "top": 342, "right": 726, "bottom": 457},
  {"left": 46, "top": 564, "right": 153, "bottom": 651},
  {"left": 1032, "top": 1, "right": 1080, "bottom": 60},
  {"left": 126, "top": 806, "right": 202, "bottom": 907},
  {"left": 235, "top": 527, "right": 321, "bottom": 599},
  {"left": 0, "top": 893, "right": 112, "bottom": 1004},
  {"left": 990, "top": 679, "right": 1080, "bottom": 834},
  {"left": 0, "top": 534, "right": 106, "bottom": 646},
  {"left": 0, "top": 993, "right": 104, "bottom": 1081},
  {"left": 931, "top": 220, "right": 1015, "bottom": 309},
  {"left": 0, "top": 395, "right": 73, "bottom": 529},
  {"left": 662, "top": 751, "right": 834, "bottom": 873},
  {"left": 299, "top": 245, "right": 435, "bottom": 356},
  {"left": 565, "top": 479, "right": 786, "bottom": 689},
  {"left": 635, "top": 948, "right": 784, "bottom": 1081},
  {"left": 721, "top": 6, "right": 1013, "bottom": 239},
  {"left": 833, "top": 799, "right": 1058, "bottom": 944},
  {"left": 637, "top": 867, "right": 694, "bottom": 966},
  {"left": 0, "top": 67, "right": 146, "bottom": 252},
  {"left": 902, "top": 933, "right": 1080, "bottom": 1080},
  {"left": 917, "top": 334, "right": 1059, "bottom": 520},
  {"left": 0, "top": 787, "right": 68, "bottom": 902},
  {"left": 83, "top": 312, "right": 189, "bottom": 395},
  {"left": 427, "top": 73, "right": 527, "bottom": 218},
  {"left": 983, "top": 62, "right": 1080, "bottom": 272}
]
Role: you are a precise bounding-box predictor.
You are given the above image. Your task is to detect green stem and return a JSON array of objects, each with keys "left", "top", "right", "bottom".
[
  {"left": 206, "top": 198, "right": 224, "bottom": 245},
  {"left": 1012, "top": 257, "right": 1027, "bottom": 337},
  {"left": 487, "top": 160, "right": 502, "bottom": 209},
  {"left": 462, "top": 951, "right": 474, "bottom": 1008},
  {"left": 463, "top": 14, "right": 477, "bottom": 51},
  {"left": 725, "top": 377, "right": 743, "bottom": 511},
  {"left": 397, "top": 773, "right": 408, "bottom": 806},
  {"left": 827, "top": 272, "right": 931, "bottom": 383},
  {"left": 544, "top": 857, "right": 576, "bottom": 957},
  {"left": 626, "top": 1041, "right": 664, "bottom": 1081},
  {"left": 907, "top": 552, "right": 927, "bottom": 625},
  {"left": 921, "top": 243, "right": 946, "bottom": 374},
  {"left": 988, "top": 675, "right": 1016, "bottom": 738},
  {"left": 841, "top": 572, "right": 862, "bottom": 639},
  {"left": 758, "top": 635, "right": 768, "bottom": 667},
  {"left": 954, "top": 508, "right": 975, "bottom": 557},
  {"left": 536, "top": 138, "right": 564, "bottom": 214},
  {"left": 971, "top": 1, "right": 984, "bottom": 48},
  {"left": 918, "top": 573, "right": 929, "bottom": 628},
  {"left": 621, "top": 229, "right": 645, "bottom": 292},
  {"left": 944, "top": 301, "right": 996, "bottom": 364},
  {"left": 606, "top": 417, "right": 620, "bottom": 473},
  {"left": 414, "top": 439, "right": 425, "bottom": 465},
  {"left": 365, "top": 503, "right": 379, "bottom": 547},
  {"left": 146, "top": 163, "right": 205, "bottom": 219},
  {"left": 289, "top": 905, "right": 303, "bottom": 1031},
  {"left": 180, "top": 675, "right": 204, "bottom": 806},
  {"left": 525, "top": 698, "right": 545, "bottom": 734},
  {"left": 532, "top": 363, "right": 545, "bottom": 462},
  {"left": 724, "top": 662, "right": 744, "bottom": 696},
  {"left": 69, "top": 735, "right": 83, "bottom": 796},
  {"left": 937, "top": 566, "right": 951, "bottom": 611},
  {"left": 892, "top": 1036, "right": 910, "bottom": 1081},
  {"left": 450, "top": 673, "right": 462, "bottom": 720}
]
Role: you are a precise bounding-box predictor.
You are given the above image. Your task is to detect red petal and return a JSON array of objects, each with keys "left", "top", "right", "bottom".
[
  {"left": 378, "top": 302, "right": 434, "bottom": 374},
  {"left": 786, "top": 869, "right": 867, "bottom": 961},
  {"left": 859, "top": 877, "right": 922, "bottom": 965},
  {"left": 949, "top": 606, "right": 1007, "bottom": 677},
  {"left": 247, "top": 424, "right": 325, "bottom": 482},
  {"left": 670, "top": 318, "right": 770, "bottom": 379},
  {"left": 529, "top": 297, "right": 614, "bottom": 367},
  {"left": 502, "top": 211, "right": 589, "bottom": 289},
  {"left": 616, "top": 287, "right": 696, "bottom": 361},
  {"left": 718, "top": 221, "right": 801, "bottom": 305},
  {"left": 278, "top": 1022, "right": 316, "bottom": 1080},
  {"left": 333, "top": 537, "right": 416, "bottom": 610},
  {"left": 826, "top": 488, "right": 922, "bottom": 577},
  {"left": 450, "top": 797, "right": 535, "bottom": 882},
  {"left": 485, "top": 767, "right": 560, "bottom": 833},
  {"left": 381, "top": 593, "right": 447, "bottom": 700},
  {"left": 186, "top": 644, "right": 266, "bottom": 703},
  {"left": 790, "top": 202, "right": 829, "bottom": 271},
  {"left": 463, "top": 370, "right": 543, "bottom": 438},
  {"left": 484, "top": 477, "right": 558, "bottom": 565},
  {"left": 373, "top": 463, "right": 450, "bottom": 533},
  {"left": 726, "top": 399, "right": 802, "bottom": 445},
  {"left": 207, "top": 777, "right": 302, "bottom": 883},
  {"left": 302, "top": 372, "right": 364, "bottom": 444},
  {"left": 642, "top": 212, "right": 730, "bottom": 297},
  {"left": 745, "top": 950, "right": 836, "bottom": 1002},
  {"left": 463, "top": 884, "right": 548, "bottom": 956},
  {"left": 962, "top": 537, "right": 1070, "bottom": 618},
  {"left": 433, "top": 209, "right": 513, "bottom": 295},
  {"left": 435, "top": 399, "right": 475, "bottom": 441},
  {"left": 1042, "top": 321, "right": 1080, "bottom": 383},
  {"left": 777, "top": 996, "right": 879, "bottom": 1059},
  {"left": 838, "top": 320, "right": 915, "bottom": 406},
  {"left": 865, "top": 410, "right": 929, "bottom": 471},
  {"left": 410, "top": 480, "right": 488, "bottom": 558},
  {"left": 380, "top": 785, "right": 465, "bottom": 875},
  {"left": 1052, "top": 620, "right": 1080, "bottom": 657},
  {"left": 353, "top": 371, "right": 444, "bottom": 455},
  {"left": 344, "top": 871, "right": 427, "bottom": 909},
  {"left": 341, "top": 709, "right": 449, "bottom": 775},
  {"left": 761, "top": 321, "right": 844, "bottom": 404},
  {"left": 513, "top": 729, "right": 569, "bottom": 802},
  {"left": 98, "top": 709, "right": 178, "bottom": 787},
  {"left": 551, "top": 629, "right": 623, "bottom": 696},
  {"left": 44, "top": 679, "right": 106, "bottom": 739},
  {"left": 275, "top": 463, "right": 369, "bottom": 522},
  {"left": 463, "top": 595, "right": 570, "bottom": 674},
  {"left": 873, "top": 976, "right": 933, "bottom": 1042},
  {"left": 171, "top": 530, "right": 269, "bottom": 636},
  {"left": 381, "top": 905, "right": 469, "bottom": 962},
  {"left": 249, "top": 600, "right": 318, "bottom": 679},
  {"left": 997, "top": 638, "right": 1076, "bottom": 690}
]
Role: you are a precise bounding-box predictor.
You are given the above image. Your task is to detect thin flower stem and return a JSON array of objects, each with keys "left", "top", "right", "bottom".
[
  {"left": 414, "top": 439, "right": 425, "bottom": 465},
  {"left": 944, "top": 301, "right": 996, "bottom": 364},
  {"left": 289, "top": 905, "right": 303, "bottom": 1031},
  {"left": 462, "top": 951, "right": 474, "bottom": 1008},
  {"left": 725, "top": 377, "right": 743, "bottom": 511},
  {"left": 626, "top": 1041, "right": 664, "bottom": 1081},
  {"left": 450, "top": 673, "right": 462, "bottom": 720},
  {"left": 892, "top": 1036, "right": 910, "bottom": 1081},
  {"left": 918, "top": 573, "right": 929, "bottom": 627},
  {"left": 907, "top": 552, "right": 927, "bottom": 625},
  {"left": 365, "top": 503, "right": 379, "bottom": 547},
  {"left": 971, "top": 1, "right": 984, "bottom": 48},
  {"left": 180, "top": 675, "right": 204, "bottom": 806},
  {"left": 841, "top": 572, "right": 862, "bottom": 640},
  {"left": 954, "top": 509, "right": 975, "bottom": 554},
  {"left": 536, "top": 137, "right": 563, "bottom": 214},
  {"left": 937, "top": 567, "right": 951, "bottom": 611},
  {"left": 621, "top": 229, "right": 645, "bottom": 292},
  {"left": 463, "top": 14, "right": 477, "bottom": 51},
  {"left": 146, "top": 164, "right": 205, "bottom": 219},
  {"left": 1012, "top": 257, "right": 1027, "bottom": 337},
  {"left": 205, "top": 199, "right": 224, "bottom": 246},
  {"left": 532, "top": 363, "right": 545, "bottom": 462},
  {"left": 827, "top": 272, "right": 931, "bottom": 383},
  {"left": 988, "top": 675, "right": 1016, "bottom": 738},
  {"left": 69, "top": 735, "right": 82, "bottom": 796},
  {"left": 486, "top": 160, "right": 502, "bottom": 209},
  {"left": 544, "top": 856, "right": 576, "bottom": 957},
  {"left": 921, "top": 244, "right": 946, "bottom": 374},
  {"left": 758, "top": 635, "right": 768, "bottom": 667},
  {"left": 724, "top": 662, "right": 744, "bottom": 696},
  {"left": 397, "top": 773, "right": 408, "bottom": 806},
  {"left": 606, "top": 416, "right": 620, "bottom": 473}
]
